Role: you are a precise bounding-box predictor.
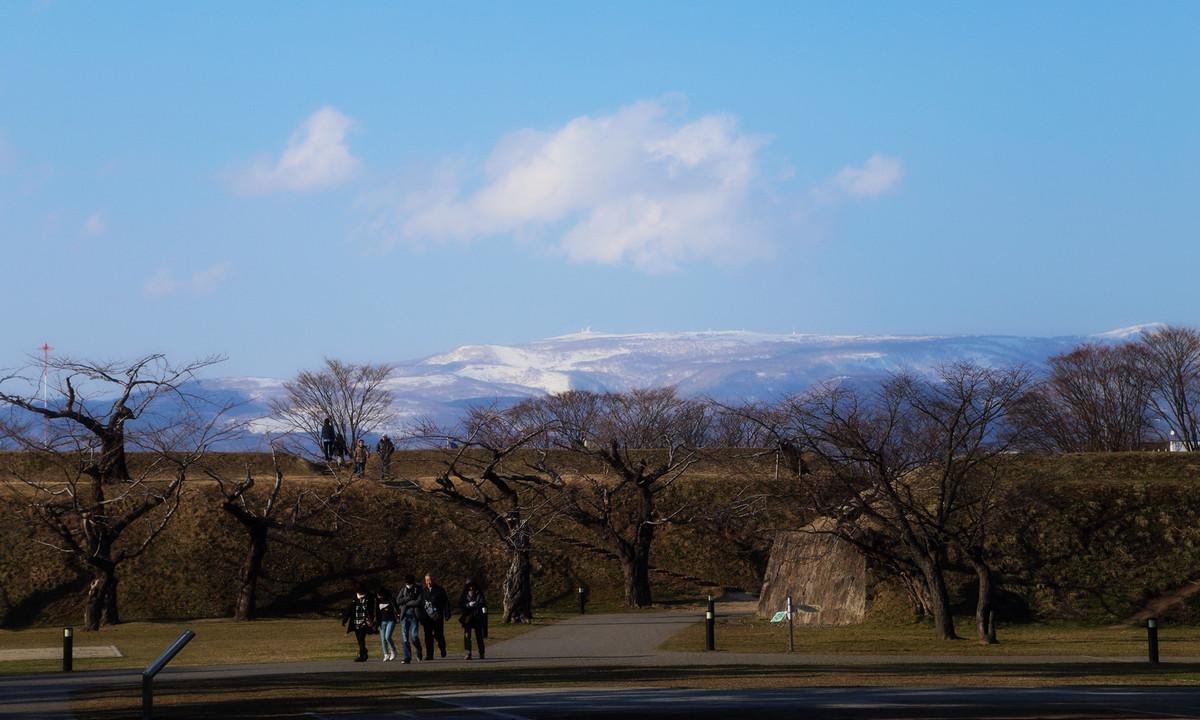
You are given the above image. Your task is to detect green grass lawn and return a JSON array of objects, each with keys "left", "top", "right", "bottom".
[
  {"left": 664, "top": 614, "right": 1200, "bottom": 658},
  {"left": 7, "top": 612, "right": 1200, "bottom": 719},
  {"left": 0, "top": 612, "right": 559, "bottom": 676}
]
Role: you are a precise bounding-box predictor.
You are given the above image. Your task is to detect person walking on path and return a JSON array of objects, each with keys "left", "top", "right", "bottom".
[
  {"left": 458, "top": 578, "right": 487, "bottom": 660},
  {"left": 376, "top": 434, "right": 395, "bottom": 479},
  {"left": 376, "top": 587, "right": 399, "bottom": 661},
  {"left": 352, "top": 439, "right": 370, "bottom": 478},
  {"left": 334, "top": 429, "right": 348, "bottom": 466},
  {"left": 341, "top": 583, "right": 377, "bottom": 662},
  {"left": 420, "top": 573, "right": 450, "bottom": 660},
  {"left": 394, "top": 574, "right": 424, "bottom": 663},
  {"left": 321, "top": 417, "right": 336, "bottom": 463}
]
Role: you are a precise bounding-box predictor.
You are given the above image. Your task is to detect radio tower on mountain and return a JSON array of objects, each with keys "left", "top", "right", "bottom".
[{"left": 39, "top": 343, "right": 52, "bottom": 445}]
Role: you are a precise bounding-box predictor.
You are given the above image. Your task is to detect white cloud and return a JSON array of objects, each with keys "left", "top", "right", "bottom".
[
  {"left": 835, "top": 154, "right": 905, "bottom": 197},
  {"left": 228, "top": 107, "right": 363, "bottom": 195},
  {"left": 360, "top": 98, "right": 776, "bottom": 272},
  {"left": 83, "top": 212, "right": 106, "bottom": 236},
  {"left": 142, "top": 262, "right": 233, "bottom": 298},
  {"left": 143, "top": 268, "right": 178, "bottom": 298},
  {"left": 357, "top": 98, "right": 905, "bottom": 272}
]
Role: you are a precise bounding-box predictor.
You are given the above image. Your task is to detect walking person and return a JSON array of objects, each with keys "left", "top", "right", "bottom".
[
  {"left": 340, "top": 583, "right": 377, "bottom": 662},
  {"left": 458, "top": 578, "right": 487, "bottom": 660},
  {"left": 352, "top": 438, "right": 369, "bottom": 478},
  {"left": 376, "top": 586, "right": 399, "bottom": 661},
  {"left": 321, "top": 417, "right": 336, "bottom": 463},
  {"left": 376, "top": 434, "right": 395, "bottom": 479},
  {"left": 334, "top": 429, "right": 348, "bottom": 467},
  {"left": 394, "top": 574, "right": 424, "bottom": 663},
  {"left": 420, "top": 572, "right": 450, "bottom": 660}
]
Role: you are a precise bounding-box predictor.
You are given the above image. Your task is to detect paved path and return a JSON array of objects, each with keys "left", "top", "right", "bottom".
[{"left": 2, "top": 607, "right": 1197, "bottom": 719}]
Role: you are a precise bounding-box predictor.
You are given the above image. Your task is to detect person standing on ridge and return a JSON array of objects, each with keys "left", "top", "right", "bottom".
[
  {"left": 321, "top": 417, "right": 336, "bottom": 463},
  {"left": 352, "top": 439, "right": 369, "bottom": 478},
  {"left": 376, "top": 434, "right": 395, "bottom": 480}
]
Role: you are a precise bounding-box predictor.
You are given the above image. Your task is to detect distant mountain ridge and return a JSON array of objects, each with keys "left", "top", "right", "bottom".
[{"left": 207, "top": 326, "right": 1158, "bottom": 439}]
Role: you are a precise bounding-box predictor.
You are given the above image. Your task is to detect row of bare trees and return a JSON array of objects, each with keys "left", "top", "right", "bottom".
[
  {"left": 1019, "top": 325, "right": 1200, "bottom": 452},
  {"left": 5, "top": 325, "right": 1200, "bottom": 636}
]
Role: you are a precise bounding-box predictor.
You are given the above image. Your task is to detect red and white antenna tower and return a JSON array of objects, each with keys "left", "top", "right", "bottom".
[{"left": 39, "top": 343, "right": 52, "bottom": 445}]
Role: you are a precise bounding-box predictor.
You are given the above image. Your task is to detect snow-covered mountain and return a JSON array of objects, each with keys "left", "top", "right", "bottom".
[{"left": 202, "top": 326, "right": 1157, "bottom": 440}]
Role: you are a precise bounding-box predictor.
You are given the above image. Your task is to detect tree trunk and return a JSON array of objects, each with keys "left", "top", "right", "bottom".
[
  {"left": 972, "top": 559, "right": 998, "bottom": 644},
  {"left": 617, "top": 533, "right": 654, "bottom": 608},
  {"left": 234, "top": 526, "right": 269, "bottom": 622},
  {"left": 83, "top": 564, "right": 119, "bottom": 631},
  {"left": 501, "top": 541, "right": 533, "bottom": 623},
  {"left": 915, "top": 555, "right": 957, "bottom": 640}
]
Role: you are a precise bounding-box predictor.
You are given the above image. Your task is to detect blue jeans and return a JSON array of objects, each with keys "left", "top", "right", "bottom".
[
  {"left": 379, "top": 620, "right": 396, "bottom": 658},
  {"left": 400, "top": 614, "right": 422, "bottom": 661}
]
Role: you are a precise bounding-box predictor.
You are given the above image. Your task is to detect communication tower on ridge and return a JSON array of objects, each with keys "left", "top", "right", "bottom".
[{"left": 39, "top": 343, "right": 52, "bottom": 445}]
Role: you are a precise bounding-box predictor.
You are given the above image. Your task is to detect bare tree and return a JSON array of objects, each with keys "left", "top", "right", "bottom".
[
  {"left": 1138, "top": 326, "right": 1200, "bottom": 450},
  {"left": 518, "top": 388, "right": 710, "bottom": 608},
  {"left": 206, "top": 441, "right": 354, "bottom": 621},
  {"left": 1018, "top": 343, "right": 1153, "bottom": 452},
  {"left": 0, "top": 354, "right": 235, "bottom": 630},
  {"left": 392, "top": 404, "right": 558, "bottom": 622},
  {"left": 762, "top": 363, "right": 1034, "bottom": 641},
  {"left": 268, "top": 358, "right": 395, "bottom": 460}
]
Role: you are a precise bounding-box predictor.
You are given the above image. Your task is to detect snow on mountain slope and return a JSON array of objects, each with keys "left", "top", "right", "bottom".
[{"left": 204, "top": 327, "right": 1152, "bottom": 438}]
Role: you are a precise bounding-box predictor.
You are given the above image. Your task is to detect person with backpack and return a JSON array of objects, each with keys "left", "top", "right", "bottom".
[
  {"left": 340, "top": 583, "right": 377, "bottom": 662},
  {"left": 420, "top": 572, "right": 450, "bottom": 660},
  {"left": 321, "top": 418, "right": 336, "bottom": 463},
  {"left": 394, "top": 574, "right": 424, "bottom": 664},
  {"left": 376, "top": 434, "right": 395, "bottom": 479},
  {"left": 457, "top": 578, "right": 487, "bottom": 660}
]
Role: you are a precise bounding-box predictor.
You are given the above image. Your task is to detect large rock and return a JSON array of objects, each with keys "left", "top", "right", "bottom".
[{"left": 757, "top": 526, "right": 867, "bottom": 625}]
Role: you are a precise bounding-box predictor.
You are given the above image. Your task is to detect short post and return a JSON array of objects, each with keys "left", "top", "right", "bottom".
[
  {"left": 578, "top": 586, "right": 585, "bottom": 614},
  {"left": 481, "top": 605, "right": 489, "bottom": 638},
  {"left": 142, "top": 629, "right": 195, "bottom": 720},
  {"left": 62, "top": 627, "right": 73, "bottom": 672},
  {"left": 705, "top": 594, "right": 715, "bottom": 651},
  {"left": 787, "top": 596, "right": 794, "bottom": 652},
  {"left": 1148, "top": 618, "right": 1160, "bottom": 663}
]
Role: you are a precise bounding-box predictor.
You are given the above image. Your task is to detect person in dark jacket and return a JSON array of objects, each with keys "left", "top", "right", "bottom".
[
  {"left": 420, "top": 573, "right": 450, "bottom": 660},
  {"left": 394, "top": 574, "right": 424, "bottom": 663},
  {"left": 334, "top": 430, "right": 348, "bottom": 466},
  {"left": 376, "top": 434, "right": 395, "bottom": 479},
  {"left": 458, "top": 578, "right": 487, "bottom": 660},
  {"left": 341, "top": 583, "right": 377, "bottom": 661},
  {"left": 321, "top": 417, "right": 336, "bottom": 462},
  {"left": 376, "top": 586, "right": 399, "bottom": 661}
]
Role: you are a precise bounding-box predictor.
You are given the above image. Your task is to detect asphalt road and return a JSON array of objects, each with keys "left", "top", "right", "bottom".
[{"left": 3, "top": 608, "right": 1199, "bottom": 719}]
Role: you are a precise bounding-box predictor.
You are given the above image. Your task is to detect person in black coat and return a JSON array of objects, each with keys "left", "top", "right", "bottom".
[
  {"left": 341, "top": 583, "right": 377, "bottom": 661},
  {"left": 321, "top": 418, "right": 336, "bottom": 462},
  {"left": 420, "top": 573, "right": 450, "bottom": 660},
  {"left": 458, "top": 578, "right": 487, "bottom": 660}
]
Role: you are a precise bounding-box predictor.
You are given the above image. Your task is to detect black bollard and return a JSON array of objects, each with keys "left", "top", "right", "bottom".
[
  {"left": 705, "top": 594, "right": 715, "bottom": 651},
  {"left": 578, "top": 587, "right": 585, "bottom": 615},
  {"left": 62, "top": 627, "right": 73, "bottom": 672},
  {"left": 1148, "top": 618, "right": 1159, "bottom": 663}
]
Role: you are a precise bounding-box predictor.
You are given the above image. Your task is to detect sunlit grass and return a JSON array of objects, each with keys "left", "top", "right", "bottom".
[{"left": 664, "top": 614, "right": 1200, "bottom": 658}]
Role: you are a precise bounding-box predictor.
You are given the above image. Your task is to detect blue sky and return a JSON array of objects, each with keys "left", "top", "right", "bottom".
[{"left": 2, "top": 1, "right": 1197, "bottom": 379}]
